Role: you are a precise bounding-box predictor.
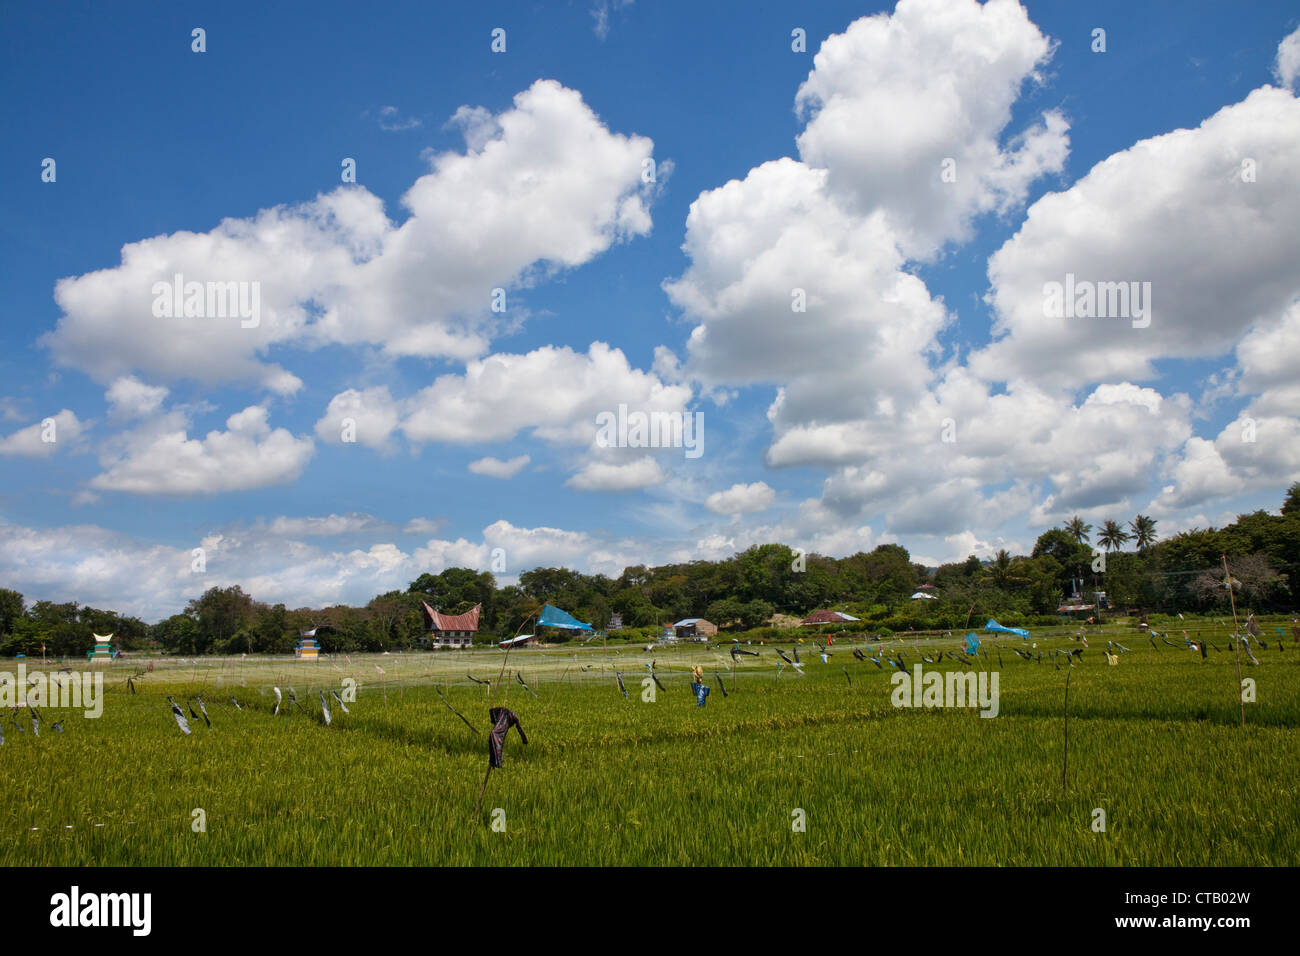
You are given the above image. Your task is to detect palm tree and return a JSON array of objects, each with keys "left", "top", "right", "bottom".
[
  {"left": 983, "top": 549, "right": 1029, "bottom": 590},
  {"left": 1129, "top": 514, "right": 1158, "bottom": 551},
  {"left": 1097, "top": 520, "right": 1130, "bottom": 552},
  {"left": 1065, "top": 515, "right": 1092, "bottom": 546},
  {"left": 987, "top": 549, "right": 1013, "bottom": 588}
]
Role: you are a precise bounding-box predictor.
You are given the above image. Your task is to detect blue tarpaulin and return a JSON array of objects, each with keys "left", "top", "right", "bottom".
[
  {"left": 537, "top": 604, "right": 593, "bottom": 631},
  {"left": 984, "top": 618, "right": 1029, "bottom": 639}
]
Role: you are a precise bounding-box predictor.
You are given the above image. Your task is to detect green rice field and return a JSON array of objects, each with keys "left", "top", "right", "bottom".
[{"left": 3, "top": 620, "right": 1297, "bottom": 866}]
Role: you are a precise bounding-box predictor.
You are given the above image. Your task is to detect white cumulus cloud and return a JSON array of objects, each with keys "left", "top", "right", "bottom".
[
  {"left": 705, "top": 481, "right": 776, "bottom": 515},
  {"left": 0, "top": 410, "right": 86, "bottom": 458},
  {"left": 1276, "top": 24, "right": 1300, "bottom": 91},
  {"left": 90, "top": 405, "right": 314, "bottom": 496},
  {"left": 566, "top": 456, "right": 666, "bottom": 492},
  {"left": 43, "top": 80, "right": 658, "bottom": 394},
  {"left": 468, "top": 455, "right": 531, "bottom": 479}
]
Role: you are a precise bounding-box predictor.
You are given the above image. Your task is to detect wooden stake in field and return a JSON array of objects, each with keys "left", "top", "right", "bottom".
[
  {"left": 1061, "top": 664, "right": 1072, "bottom": 791},
  {"left": 492, "top": 614, "right": 535, "bottom": 704},
  {"left": 436, "top": 686, "right": 478, "bottom": 735},
  {"left": 473, "top": 765, "right": 493, "bottom": 818},
  {"left": 1222, "top": 555, "right": 1245, "bottom": 728}
]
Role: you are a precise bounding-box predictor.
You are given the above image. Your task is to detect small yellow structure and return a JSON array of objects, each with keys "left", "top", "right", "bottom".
[{"left": 295, "top": 629, "right": 320, "bottom": 660}]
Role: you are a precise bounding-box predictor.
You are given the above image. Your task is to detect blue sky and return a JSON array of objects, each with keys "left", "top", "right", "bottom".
[{"left": 2, "top": 0, "right": 1299, "bottom": 621}]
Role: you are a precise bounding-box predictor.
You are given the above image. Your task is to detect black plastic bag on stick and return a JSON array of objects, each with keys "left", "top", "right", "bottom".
[{"left": 488, "top": 707, "right": 527, "bottom": 769}]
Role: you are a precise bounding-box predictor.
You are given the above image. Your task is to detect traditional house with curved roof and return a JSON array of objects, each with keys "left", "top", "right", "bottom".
[{"left": 421, "top": 601, "right": 481, "bottom": 649}]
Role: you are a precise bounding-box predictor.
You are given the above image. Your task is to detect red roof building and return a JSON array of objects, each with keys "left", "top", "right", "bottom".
[
  {"left": 799, "top": 609, "right": 861, "bottom": 625},
  {"left": 421, "top": 601, "right": 481, "bottom": 648}
]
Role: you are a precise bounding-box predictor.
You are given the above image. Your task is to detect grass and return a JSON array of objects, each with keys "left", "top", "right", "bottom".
[{"left": 2, "top": 620, "right": 1297, "bottom": 866}]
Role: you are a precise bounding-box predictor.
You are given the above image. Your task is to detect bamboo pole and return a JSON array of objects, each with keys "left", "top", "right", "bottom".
[
  {"left": 474, "top": 765, "right": 493, "bottom": 818},
  {"left": 1223, "top": 555, "right": 1245, "bottom": 728},
  {"left": 1061, "top": 665, "right": 1072, "bottom": 791},
  {"left": 492, "top": 613, "right": 533, "bottom": 705}
]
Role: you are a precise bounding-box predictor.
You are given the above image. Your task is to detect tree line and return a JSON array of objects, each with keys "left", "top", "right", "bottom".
[{"left": 2, "top": 485, "right": 1296, "bottom": 657}]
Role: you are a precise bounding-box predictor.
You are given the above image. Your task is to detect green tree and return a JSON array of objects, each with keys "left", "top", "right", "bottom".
[
  {"left": 1024, "top": 555, "right": 1065, "bottom": 612},
  {"left": 24, "top": 601, "right": 89, "bottom": 657},
  {"left": 1128, "top": 514, "right": 1158, "bottom": 551},
  {"left": 982, "top": 549, "right": 1029, "bottom": 591},
  {"left": 706, "top": 597, "right": 747, "bottom": 630},
  {"left": 735, "top": 544, "right": 801, "bottom": 609},
  {"left": 185, "top": 586, "right": 256, "bottom": 655},
  {"left": 518, "top": 567, "right": 585, "bottom": 604},
  {"left": 1031, "top": 529, "right": 1091, "bottom": 596},
  {"left": 739, "top": 599, "right": 774, "bottom": 629},
  {"left": 612, "top": 588, "right": 660, "bottom": 628},
  {"left": 248, "top": 602, "right": 291, "bottom": 655},
  {"left": 1065, "top": 515, "right": 1092, "bottom": 546},
  {"left": 1097, "top": 520, "right": 1131, "bottom": 552},
  {"left": 152, "top": 614, "right": 199, "bottom": 654},
  {"left": 859, "top": 544, "right": 917, "bottom": 605},
  {"left": 0, "top": 616, "right": 41, "bottom": 657},
  {"left": 0, "top": 589, "right": 25, "bottom": 638},
  {"left": 408, "top": 568, "right": 495, "bottom": 616}
]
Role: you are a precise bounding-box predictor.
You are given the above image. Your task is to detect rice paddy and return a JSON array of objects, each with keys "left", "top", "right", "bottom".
[{"left": 3, "top": 620, "right": 1297, "bottom": 866}]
